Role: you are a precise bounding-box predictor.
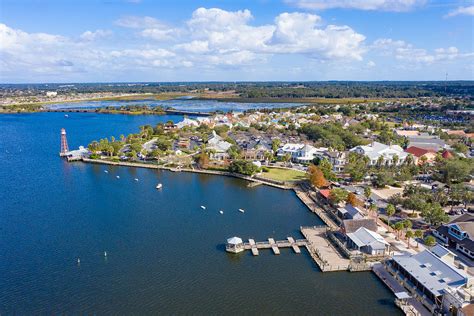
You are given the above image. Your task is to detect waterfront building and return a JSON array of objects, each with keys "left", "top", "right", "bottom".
[
  {"left": 384, "top": 245, "right": 474, "bottom": 314},
  {"left": 346, "top": 227, "right": 389, "bottom": 255},
  {"left": 434, "top": 214, "right": 474, "bottom": 260},
  {"left": 337, "top": 204, "right": 364, "bottom": 220},
  {"left": 226, "top": 237, "right": 244, "bottom": 253},
  {"left": 350, "top": 141, "right": 408, "bottom": 166},
  {"left": 341, "top": 218, "right": 378, "bottom": 235},
  {"left": 277, "top": 143, "right": 327, "bottom": 163}
]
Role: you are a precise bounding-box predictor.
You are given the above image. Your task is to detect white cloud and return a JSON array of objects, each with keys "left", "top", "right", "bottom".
[
  {"left": 79, "top": 29, "right": 112, "bottom": 41},
  {"left": 372, "top": 38, "right": 473, "bottom": 64},
  {"left": 367, "top": 60, "right": 376, "bottom": 67},
  {"left": 287, "top": 0, "right": 426, "bottom": 11},
  {"left": 444, "top": 6, "right": 474, "bottom": 18},
  {"left": 115, "top": 16, "right": 164, "bottom": 29},
  {"left": 269, "top": 12, "right": 366, "bottom": 60},
  {"left": 181, "top": 8, "right": 365, "bottom": 60}
]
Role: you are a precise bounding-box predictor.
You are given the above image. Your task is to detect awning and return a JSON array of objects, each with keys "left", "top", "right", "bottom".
[
  {"left": 394, "top": 292, "right": 411, "bottom": 299},
  {"left": 227, "top": 237, "right": 243, "bottom": 245}
]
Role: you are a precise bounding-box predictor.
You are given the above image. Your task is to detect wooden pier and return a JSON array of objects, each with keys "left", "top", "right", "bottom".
[{"left": 238, "top": 237, "right": 308, "bottom": 256}]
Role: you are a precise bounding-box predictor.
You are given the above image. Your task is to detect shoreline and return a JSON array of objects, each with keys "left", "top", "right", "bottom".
[{"left": 80, "top": 158, "right": 297, "bottom": 190}]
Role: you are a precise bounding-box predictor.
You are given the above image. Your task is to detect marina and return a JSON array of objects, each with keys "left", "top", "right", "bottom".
[{"left": 0, "top": 112, "right": 400, "bottom": 315}]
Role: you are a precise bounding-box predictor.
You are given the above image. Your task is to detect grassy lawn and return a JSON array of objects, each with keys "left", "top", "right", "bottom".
[{"left": 260, "top": 167, "right": 307, "bottom": 182}]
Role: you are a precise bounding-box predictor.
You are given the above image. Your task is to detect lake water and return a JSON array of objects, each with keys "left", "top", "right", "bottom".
[
  {"left": 47, "top": 98, "right": 304, "bottom": 113},
  {"left": 0, "top": 112, "right": 400, "bottom": 314}
]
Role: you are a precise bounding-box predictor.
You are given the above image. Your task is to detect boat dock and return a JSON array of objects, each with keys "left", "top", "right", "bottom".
[{"left": 229, "top": 237, "right": 308, "bottom": 256}]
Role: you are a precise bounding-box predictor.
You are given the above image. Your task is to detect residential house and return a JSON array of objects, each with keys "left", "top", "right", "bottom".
[
  {"left": 175, "top": 118, "right": 199, "bottom": 129},
  {"left": 434, "top": 214, "right": 474, "bottom": 260},
  {"left": 350, "top": 141, "right": 408, "bottom": 166},
  {"left": 405, "top": 146, "right": 437, "bottom": 165},
  {"left": 321, "top": 151, "right": 348, "bottom": 173},
  {"left": 277, "top": 143, "right": 327, "bottom": 163},
  {"left": 207, "top": 131, "right": 232, "bottom": 160}
]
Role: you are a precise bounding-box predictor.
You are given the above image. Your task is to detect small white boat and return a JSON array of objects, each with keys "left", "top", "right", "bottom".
[
  {"left": 116, "top": 176, "right": 120, "bottom": 179},
  {"left": 156, "top": 183, "right": 163, "bottom": 189},
  {"left": 134, "top": 178, "right": 139, "bottom": 181},
  {"left": 219, "top": 210, "right": 224, "bottom": 214},
  {"left": 64, "top": 114, "right": 69, "bottom": 118},
  {"left": 239, "top": 209, "right": 245, "bottom": 213},
  {"left": 104, "top": 251, "right": 107, "bottom": 257},
  {"left": 200, "top": 205, "right": 206, "bottom": 210},
  {"left": 104, "top": 170, "right": 108, "bottom": 173},
  {"left": 77, "top": 258, "right": 81, "bottom": 264}
]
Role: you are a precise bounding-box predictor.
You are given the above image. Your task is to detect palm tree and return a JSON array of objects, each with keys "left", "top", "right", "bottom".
[
  {"left": 406, "top": 230, "right": 414, "bottom": 249},
  {"left": 392, "top": 154, "right": 399, "bottom": 167},
  {"left": 364, "top": 187, "right": 372, "bottom": 211},
  {"left": 394, "top": 221, "right": 404, "bottom": 240},
  {"left": 386, "top": 204, "right": 396, "bottom": 229},
  {"left": 414, "top": 230, "right": 423, "bottom": 248}
]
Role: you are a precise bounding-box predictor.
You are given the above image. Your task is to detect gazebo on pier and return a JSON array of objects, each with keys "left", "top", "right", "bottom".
[{"left": 226, "top": 237, "right": 244, "bottom": 253}]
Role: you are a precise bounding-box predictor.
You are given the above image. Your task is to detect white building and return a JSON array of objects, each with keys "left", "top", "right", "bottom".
[
  {"left": 346, "top": 227, "right": 389, "bottom": 255},
  {"left": 175, "top": 118, "right": 199, "bottom": 129},
  {"left": 350, "top": 141, "right": 408, "bottom": 166},
  {"left": 277, "top": 143, "right": 327, "bottom": 163},
  {"left": 46, "top": 91, "right": 58, "bottom": 97},
  {"left": 386, "top": 245, "right": 474, "bottom": 314},
  {"left": 207, "top": 131, "right": 232, "bottom": 160}
]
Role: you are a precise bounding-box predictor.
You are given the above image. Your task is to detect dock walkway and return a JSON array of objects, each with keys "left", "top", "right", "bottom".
[
  {"left": 301, "top": 226, "right": 350, "bottom": 272},
  {"left": 241, "top": 237, "right": 307, "bottom": 255}
]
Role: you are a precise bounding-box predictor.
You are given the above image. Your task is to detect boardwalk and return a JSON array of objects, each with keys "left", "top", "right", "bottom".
[
  {"left": 294, "top": 186, "right": 338, "bottom": 230},
  {"left": 239, "top": 237, "right": 307, "bottom": 256},
  {"left": 301, "top": 226, "right": 350, "bottom": 272}
]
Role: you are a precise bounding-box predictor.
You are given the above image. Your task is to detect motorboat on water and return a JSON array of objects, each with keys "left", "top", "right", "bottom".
[
  {"left": 219, "top": 210, "right": 224, "bottom": 214},
  {"left": 116, "top": 176, "right": 120, "bottom": 179},
  {"left": 134, "top": 178, "right": 139, "bottom": 181},
  {"left": 200, "top": 205, "right": 206, "bottom": 210},
  {"left": 239, "top": 209, "right": 245, "bottom": 213},
  {"left": 156, "top": 183, "right": 163, "bottom": 189}
]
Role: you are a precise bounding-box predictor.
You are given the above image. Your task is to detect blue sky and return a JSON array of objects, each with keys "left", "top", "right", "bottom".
[{"left": 0, "top": 0, "right": 473, "bottom": 83}]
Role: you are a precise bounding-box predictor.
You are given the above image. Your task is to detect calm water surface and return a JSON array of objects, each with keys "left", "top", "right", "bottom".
[
  {"left": 0, "top": 112, "right": 400, "bottom": 314},
  {"left": 47, "top": 99, "right": 304, "bottom": 112}
]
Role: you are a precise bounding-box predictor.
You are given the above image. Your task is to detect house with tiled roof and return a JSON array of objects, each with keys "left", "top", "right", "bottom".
[{"left": 405, "top": 146, "right": 437, "bottom": 165}]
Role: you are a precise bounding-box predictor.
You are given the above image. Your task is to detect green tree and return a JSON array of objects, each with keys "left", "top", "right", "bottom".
[
  {"left": 405, "top": 230, "right": 414, "bottom": 248},
  {"left": 229, "top": 160, "right": 260, "bottom": 176},
  {"left": 386, "top": 204, "right": 396, "bottom": 228},
  {"left": 424, "top": 235, "right": 436, "bottom": 247},
  {"left": 394, "top": 221, "right": 404, "bottom": 240},
  {"left": 329, "top": 188, "right": 349, "bottom": 204},
  {"left": 421, "top": 202, "right": 449, "bottom": 226},
  {"left": 414, "top": 230, "right": 423, "bottom": 248},
  {"left": 319, "top": 158, "right": 335, "bottom": 181}
]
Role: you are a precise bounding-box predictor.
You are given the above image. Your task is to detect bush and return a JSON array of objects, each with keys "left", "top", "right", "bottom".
[
  {"left": 261, "top": 166, "right": 270, "bottom": 173},
  {"left": 229, "top": 160, "right": 260, "bottom": 176}
]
